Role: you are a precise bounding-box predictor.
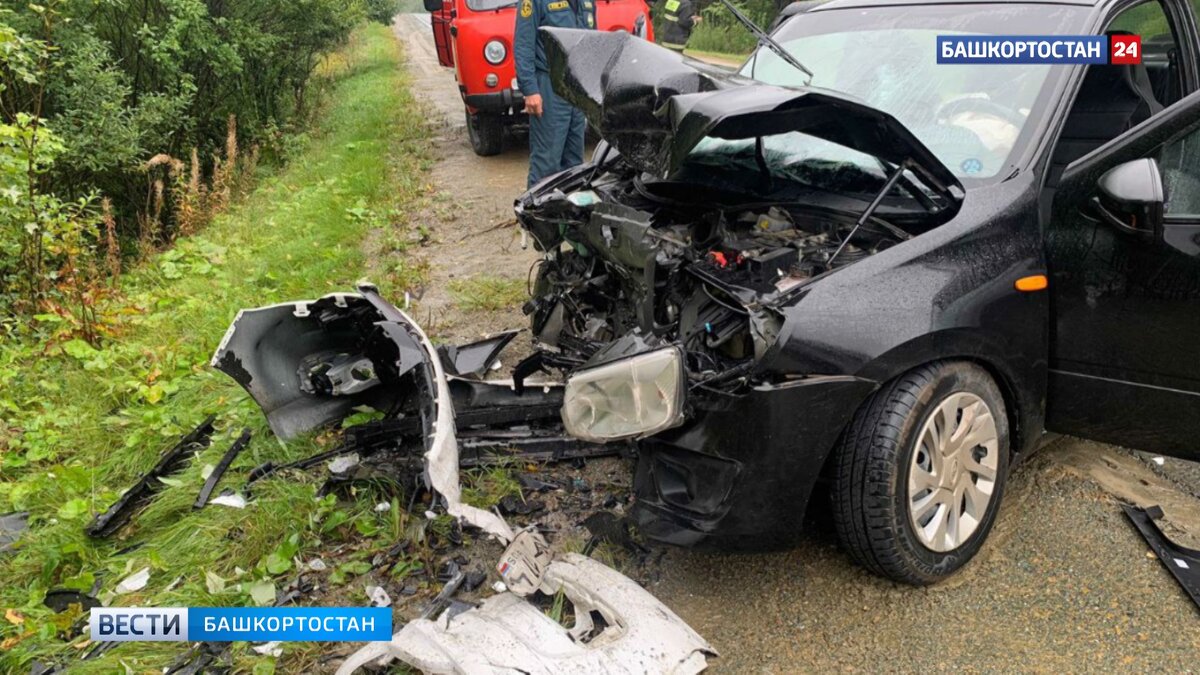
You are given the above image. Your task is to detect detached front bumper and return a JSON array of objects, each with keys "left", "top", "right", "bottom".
[{"left": 633, "top": 375, "right": 878, "bottom": 548}]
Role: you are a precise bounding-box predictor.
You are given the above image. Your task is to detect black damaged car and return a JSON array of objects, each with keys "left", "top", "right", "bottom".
[
  {"left": 217, "top": 0, "right": 1200, "bottom": 587},
  {"left": 512, "top": 0, "right": 1200, "bottom": 584}
]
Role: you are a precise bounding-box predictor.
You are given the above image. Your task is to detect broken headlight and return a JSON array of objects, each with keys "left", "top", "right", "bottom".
[{"left": 562, "top": 347, "right": 686, "bottom": 442}]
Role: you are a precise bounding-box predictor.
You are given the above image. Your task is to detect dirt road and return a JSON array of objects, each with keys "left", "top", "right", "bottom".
[{"left": 390, "top": 15, "right": 1200, "bottom": 671}]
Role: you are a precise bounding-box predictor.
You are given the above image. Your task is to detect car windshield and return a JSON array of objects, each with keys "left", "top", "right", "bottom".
[
  {"left": 467, "top": 0, "right": 516, "bottom": 11},
  {"left": 703, "top": 3, "right": 1090, "bottom": 187}
]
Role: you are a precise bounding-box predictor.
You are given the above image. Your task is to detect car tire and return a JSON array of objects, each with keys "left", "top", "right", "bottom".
[
  {"left": 467, "top": 110, "right": 504, "bottom": 156},
  {"left": 831, "top": 360, "right": 1010, "bottom": 585}
]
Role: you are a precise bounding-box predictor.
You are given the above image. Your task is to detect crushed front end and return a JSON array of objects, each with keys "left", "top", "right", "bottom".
[
  {"left": 514, "top": 158, "right": 891, "bottom": 546},
  {"left": 510, "top": 27, "right": 964, "bottom": 546}
]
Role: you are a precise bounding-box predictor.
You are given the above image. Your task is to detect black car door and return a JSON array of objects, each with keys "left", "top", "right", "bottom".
[{"left": 1046, "top": 90, "right": 1200, "bottom": 458}]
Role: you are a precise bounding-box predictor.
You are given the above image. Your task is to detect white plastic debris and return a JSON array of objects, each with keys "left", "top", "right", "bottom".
[
  {"left": 491, "top": 581, "right": 507, "bottom": 593},
  {"left": 495, "top": 527, "right": 552, "bottom": 596},
  {"left": 336, "top": 554, "right": 716, "bottom": 675},
  {"left": 210, "top": 493, "right": 247, "bottom": 509},
  {"left": 1152, "top": 456, "right": 1165, "bottom": 466},
  {"left": 374, "top": 502, "right": 391, "bottom": 513},
  {"left": 115, "top": 567, "right": 151, "bottom": 595},
  {"left": 366, "top": 585, "right": 392, "bottom": 607},
  {"left": 252, "top": 641, "right": 283, "bottom": 657},
  {"left": 402, "top": 308, "right": 514, "bottom": 543},
  {"left": 328, "top": 453, "right": 360, "bottom": 474}
]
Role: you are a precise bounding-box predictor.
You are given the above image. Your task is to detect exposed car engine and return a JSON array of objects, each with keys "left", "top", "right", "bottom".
[{"left": 516, "top": 160, "right": 912, "bottom": 394}]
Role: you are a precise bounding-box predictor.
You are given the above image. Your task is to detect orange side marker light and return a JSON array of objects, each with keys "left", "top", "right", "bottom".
[{"left": 1015, "top": 274, "right": 1048, "bottom": 292}]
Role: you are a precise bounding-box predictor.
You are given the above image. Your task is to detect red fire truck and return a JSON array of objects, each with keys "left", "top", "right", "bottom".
[{"left": 422, "top": 0, "right": 654, "bottom": 156}]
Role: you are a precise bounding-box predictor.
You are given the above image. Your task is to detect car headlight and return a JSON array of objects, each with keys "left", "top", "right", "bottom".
[
  {"left": 484, "top": 40, "right": 507, "bottom": 65},
  {"left": 562, "top": 347, "right": 686, "bottom": 442}
]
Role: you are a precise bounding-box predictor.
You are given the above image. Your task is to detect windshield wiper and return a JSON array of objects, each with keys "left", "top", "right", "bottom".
[{"left": 717, "top": 0, "right": 813, "bottom": 83}]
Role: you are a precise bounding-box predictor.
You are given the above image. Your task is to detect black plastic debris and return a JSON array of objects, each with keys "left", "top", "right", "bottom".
[
  {"left": 43, "top": 589, "right": 102, "bottom": 613},
  {"left": 1123, "top": 503, "right": 1200, "bottom": 612},
  {"left": 517, "top": 475, "right": 560, "bottom": 493},
  {"left": 422, "top": 564, "right": 466, "bottom": 620},
  {"left": 194, "top": 429, "right": 251, "bottom": 509},
  {"left": 438, "top": 330, "right": 519, "bottom": 377},
  {"left": 437, "top": 560, "right": 462, "bottom": 584},
  {"left": 498, "top": 495, "right": 545, "bottom": 516},
  {"left": 463, "top": 570, "right": 487, "bottom": 592},
  {"left": 582, "top": 511, "right": 645, "bottom": 554},
  {"left": 0, "top": 510, "right": 29, "bottom": 556},
  {"left": 86, "top": 416, "right": 216, "bottom": 538}
]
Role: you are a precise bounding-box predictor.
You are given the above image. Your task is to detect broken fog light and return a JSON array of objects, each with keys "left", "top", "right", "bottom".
[{"left": 562, "top": 347, "right": 686, "bottom": 442}]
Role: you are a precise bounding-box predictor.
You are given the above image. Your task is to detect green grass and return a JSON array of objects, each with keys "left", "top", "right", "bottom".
[
  {"left": 0, "top": 24, "right": 432, "bottom": 672},
  {"left": 449, "top": 276, "right": 527, "bottom": 312},
  {"left": 684, "top": 48, "right": 749, "bottom": 67}
]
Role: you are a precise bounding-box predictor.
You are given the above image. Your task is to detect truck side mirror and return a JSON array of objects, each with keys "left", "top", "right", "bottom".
[
  {"left": 1090, "top": 158, "right": 1164, "bottom": 239},
  {"left": 424, "top": 0, "right": 444, "bottom": 12}
]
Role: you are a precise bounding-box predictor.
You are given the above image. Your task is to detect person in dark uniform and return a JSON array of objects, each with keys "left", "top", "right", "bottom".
[
  {"left": 514, "top": 0, "right": 596, "bottom": 188},
  {"left": 660, "top": 0, "right": 702, "bottom": 52}
]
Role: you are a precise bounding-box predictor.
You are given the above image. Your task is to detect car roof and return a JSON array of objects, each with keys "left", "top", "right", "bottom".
[{"left": 809, "top": 0, "right": 1099, "bottom": 10}]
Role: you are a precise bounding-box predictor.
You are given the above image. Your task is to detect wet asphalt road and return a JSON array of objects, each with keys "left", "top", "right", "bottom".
[{"left": 391, "top": 15, "right": 1200, "bottom": 671}]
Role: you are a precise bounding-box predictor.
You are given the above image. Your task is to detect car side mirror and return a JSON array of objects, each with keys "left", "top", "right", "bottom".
[
  {"left": 1090, "top": 158, "right": 1164, "bottom": 239},
  {"left": 424, "top": 0, "right": 444, "bottom": 12}
]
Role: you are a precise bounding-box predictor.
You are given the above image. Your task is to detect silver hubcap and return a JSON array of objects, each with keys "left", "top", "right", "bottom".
[{"left": 907, "top": 392, "right": 999, "bottom": 553}]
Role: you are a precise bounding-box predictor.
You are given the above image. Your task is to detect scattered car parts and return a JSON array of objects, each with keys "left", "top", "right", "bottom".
[
  {"left": 335, "top": 553, "right": 715, "bottom": 675},
  {"left": 85, "top": 416, "right": 216, "bottom": 538},
  {"left": 1123, "top": 504, "right": 1200, "bottom": 612},
  {"left": 216, "top": 286, "right": 716, "bottom": 673}
]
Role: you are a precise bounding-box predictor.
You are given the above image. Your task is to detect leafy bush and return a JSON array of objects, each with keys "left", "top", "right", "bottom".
[
  {"left": 366, "top": 0, "right": 404, "bottom": 24},
  {"left": 0, "top": 0, "right": 372, "bottom": 331}
]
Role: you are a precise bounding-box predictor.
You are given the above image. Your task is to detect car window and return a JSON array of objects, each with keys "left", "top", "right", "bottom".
[
  {"left": 1107, "top": 0, "right": 1183, "bottom": 106},
  {"left": 467, "top": 0, "right": 516, "bottom": 10},
  {"left": 1109, "top": 1, "right": 1172, "bottom": 37},
  {"left": 1160, "top": 125, "right": 1200, "bottom": 218},
  {"left": 744, "top": 4, "right": 1089, "bottom": 185}
]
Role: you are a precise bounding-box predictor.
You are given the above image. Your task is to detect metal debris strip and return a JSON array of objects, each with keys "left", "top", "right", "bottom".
[
  {"left": 1123, "top": 504, "right": 1200, "bottom": 612},
  {"left": 335, "top": 553, "right": 716, "bottom": 675},
  {"left": 194, "top": 428, "right": 251, "bottom": 509},
  {"left": 0, "top": 510, "right": 29, "bottom": 556},
  {"left": 85, "top": 416, "right": 216, "bottom": 538},
  {"left": 362, "top": 284, "right": 516, "bottom": 544}
]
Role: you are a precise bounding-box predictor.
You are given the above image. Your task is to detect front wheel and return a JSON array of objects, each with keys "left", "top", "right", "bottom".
[
  {"left": 831, "top": 361, "right": 1010, "bottom": 585},
  {"left": 466, "top": 109, "right": 503, "bottom": 156}
]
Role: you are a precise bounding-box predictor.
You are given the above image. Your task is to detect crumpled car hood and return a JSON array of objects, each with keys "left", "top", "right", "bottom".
[{"left": 539, "top": 27, "right": 962, "bottom": 196}]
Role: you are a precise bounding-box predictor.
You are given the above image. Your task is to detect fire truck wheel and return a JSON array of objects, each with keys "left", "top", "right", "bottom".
[{"left": 467, "top": 110, "right": 504, "bottom": 157}]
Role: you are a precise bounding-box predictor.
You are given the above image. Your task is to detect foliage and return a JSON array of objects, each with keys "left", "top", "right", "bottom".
[
  {"left": 655, "top": 0, "right": 779, "bottom": 56},
  {"left": 366, "top": 0, "right": 404, "bottom": 24},
  {"left": 0, "top": 25, "right": 433, "bottom": 671},
  {"left": 0, "top": 0, "right": 373, "bottom": 330}
]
